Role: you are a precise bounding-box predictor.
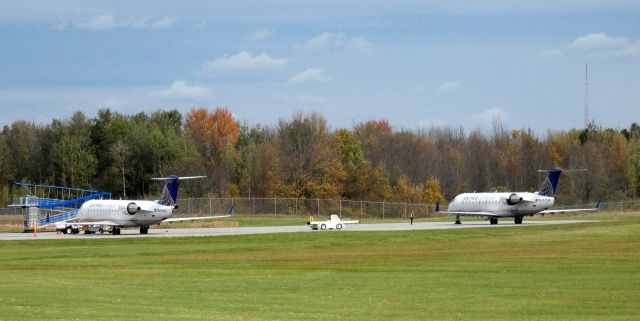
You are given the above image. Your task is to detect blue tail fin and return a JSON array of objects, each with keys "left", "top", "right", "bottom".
[
  {"left": 158, "top": 175, "right": 180, "bottom": 206},
  {"left": 538, "top": 168, "right": 562, "bottom": 197}
]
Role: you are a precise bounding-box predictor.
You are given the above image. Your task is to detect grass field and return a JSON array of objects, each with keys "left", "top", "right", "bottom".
[{"left": 1, "top": 212, "right": 639, "bottom": 320}]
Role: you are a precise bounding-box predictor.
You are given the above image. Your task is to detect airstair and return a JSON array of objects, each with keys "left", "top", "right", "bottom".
[{"left": 11, "top": 182, "right": 112, "bottom": 232}]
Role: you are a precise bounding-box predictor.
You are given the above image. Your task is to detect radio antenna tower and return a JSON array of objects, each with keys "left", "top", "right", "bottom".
[{"left": 584, "top": 63, "right": 590, "bottom": 128}]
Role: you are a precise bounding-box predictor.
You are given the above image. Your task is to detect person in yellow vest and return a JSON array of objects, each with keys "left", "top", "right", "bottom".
[{"left": 409, "top": 211, "right": 415, "bottom": 225}]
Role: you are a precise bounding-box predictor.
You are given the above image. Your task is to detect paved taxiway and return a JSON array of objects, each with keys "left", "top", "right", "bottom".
[{"left": 0, "top": 220, "right": 595, "bottom": 240}]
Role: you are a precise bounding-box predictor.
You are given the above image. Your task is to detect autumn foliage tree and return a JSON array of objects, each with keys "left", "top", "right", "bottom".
[
  {"left": 2, "top": 108, "right": 640, "bottom": 208},
  {"left": 185, "top": 107, "right": 240, "bottom": 195}
]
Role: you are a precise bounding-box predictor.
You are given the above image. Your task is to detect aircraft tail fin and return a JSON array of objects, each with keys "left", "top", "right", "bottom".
[
  {"left": 151, "top": 175, "right": 205, "bottom": 206},
  {"left": 538, "top": 168, "right": 562, "bottom": 197}
]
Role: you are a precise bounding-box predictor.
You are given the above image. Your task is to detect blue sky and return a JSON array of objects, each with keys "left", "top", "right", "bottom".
[{"left": 1, "top": 1, "right": 639, "bottom": 133}]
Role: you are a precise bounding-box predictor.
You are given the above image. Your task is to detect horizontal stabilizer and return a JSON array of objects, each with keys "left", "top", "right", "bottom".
[
  {"left": 151, "top": 175, "right": 205, "bottom": 206},
  {"left": 150, "top": 176, "right": 206, "bottom": 180}
]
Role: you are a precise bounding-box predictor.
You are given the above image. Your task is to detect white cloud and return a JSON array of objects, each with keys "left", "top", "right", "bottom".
[
  {"left": 299, "top": 32, "right": 344, "bottom": 51},
  {"left": 287, "top": 68, "right": 331, "bottom": 84},
  {"left": 150, "top": 16, "right": 177, "bottom": 29},
  {"left": 77, "top": 13, "right": 117, "bottom": 31},
  {"left": 470, "top": 107, "right": 508, "bottom": 124},
  {"left": 296, "top": 32, "right": 372, "bottom": 52},
  {"left": 74, "top": 14, "right": 176, "bottom": 31},
  {"left": 201, "top": 51, "right": 288, "bottom": 73},
  {"left": 133, "top": 16, "right": 177, "bottom": 29},
  {"left": 568, "top": 33, "right": 628, "bottom": 51},
  {"left": 153, "top": 80, "right": 213, "bottom": 100},
  {"left": 436, "top": 81, "right": 462, "bottom": 95},
  {"left": 248, "top": 28, "right": 273, "bottom": 41},
  {"left": 618, "top": 43, "right": 640, "bottom": 57},
  {"left": 350, "top": 36, "right": 373, "bottom": 52},
  {"left": 553, "top": 32, "right": 640, "bottom": 59},
  {"left": 131, "top": 16, "right": 152, "bottom": 29}
]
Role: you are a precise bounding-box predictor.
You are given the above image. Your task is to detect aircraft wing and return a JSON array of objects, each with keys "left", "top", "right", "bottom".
[
  {"left": 163, "top": 215, "right": 231, "bottom": 223},
  {"left": 539, "top": 202, "right": 600, "bottom": 214},
  {"left": 539, "top": 208, "right": 598, "bottom": 214},
  {"left": 72, "top": 221, "right": 120, "bottom": 226}
]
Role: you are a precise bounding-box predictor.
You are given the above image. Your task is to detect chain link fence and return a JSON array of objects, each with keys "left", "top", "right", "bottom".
[
  {"left": 175, "top": 197, "right": 436, "bottom": 219},
  {"left": 2, "top": 199, "right": 640, "bottom": 226},
  {"left": 173, "top": 198, "right": 640, "bottom": 218},
  {"left": 0, "top": 207, "right": 22, "bottom": 226}
]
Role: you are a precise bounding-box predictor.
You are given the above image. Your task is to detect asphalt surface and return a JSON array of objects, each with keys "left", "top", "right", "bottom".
[{"left": 0, "top": 220, "right": 595, "bottom": 241}]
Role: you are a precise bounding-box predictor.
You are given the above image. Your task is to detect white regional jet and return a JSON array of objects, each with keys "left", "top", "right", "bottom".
[
  {"left": 436, "top": 168, "right": 599, "bottom": 225},
  {"left": 55, "top": 176, "right": 230, "bottom": 235}
]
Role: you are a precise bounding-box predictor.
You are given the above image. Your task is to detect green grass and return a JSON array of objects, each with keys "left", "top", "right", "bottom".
[{"left": 1, "top": 213, "right": 639, "bottom": 320}]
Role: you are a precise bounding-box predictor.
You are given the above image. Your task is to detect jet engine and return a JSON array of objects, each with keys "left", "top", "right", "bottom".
[
  {"left": 506, "top": 193, "right": 523, "bottom": 205},
  {"left": 126, "top": 202, "right": 140, "bottom": 215}
]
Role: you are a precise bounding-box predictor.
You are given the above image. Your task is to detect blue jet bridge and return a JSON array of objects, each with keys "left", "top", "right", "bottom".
[{"left": 12, "top": 182, "right": 112, "bottom": 232}]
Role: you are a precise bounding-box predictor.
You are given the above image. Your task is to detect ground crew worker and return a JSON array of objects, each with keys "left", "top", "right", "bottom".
[{"left": 410, "top": 211, "right": 415, "bottom": 225}]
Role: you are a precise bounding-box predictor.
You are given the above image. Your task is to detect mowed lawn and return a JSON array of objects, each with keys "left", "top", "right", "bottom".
[{"left": 1, "top": 214, "right": 639, "bottom": 320}]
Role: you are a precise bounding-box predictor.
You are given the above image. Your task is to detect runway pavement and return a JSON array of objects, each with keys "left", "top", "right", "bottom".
[{"left": 0, "top": 219, "right": 595, "bottom": 241}]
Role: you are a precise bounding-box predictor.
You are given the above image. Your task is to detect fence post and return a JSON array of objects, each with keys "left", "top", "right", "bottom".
[
  {"left": 317, "top": 199, "right": 320, "bottom": 216},
  {"left": 339, "top": 199, "right": 342, "bottom": 216},
  {"left": 274, "top": 198, "right": 277, "bottom": 215},
  {"left": 252, "top": 197, "right": 255, "bottom": 215},
  {"left": 404, "top": 203, "right": 407, "bottom": 219},
  {"left": 382, "top": 202, "right": 385, "bottom": 220}
]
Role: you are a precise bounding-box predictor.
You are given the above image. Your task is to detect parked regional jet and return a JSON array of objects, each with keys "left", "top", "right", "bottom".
[
  {"left": 53, "top": 176, "right": 230, "bottom": 235},
  {"left": 436, "top": 168, "right": 599, "bottom": 225}
]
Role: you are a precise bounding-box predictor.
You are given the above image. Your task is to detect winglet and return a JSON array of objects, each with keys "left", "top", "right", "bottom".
[{"left": 595, "top": 201, "right": 601, "bottom": 209}]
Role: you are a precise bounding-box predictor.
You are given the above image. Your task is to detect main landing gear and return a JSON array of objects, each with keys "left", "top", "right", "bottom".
[
  {"left": 140, "top": 226, "right": 149, "bottom": 234},
  {"left": 514, "top": 216, "right": 523, "bottom": 224},
  {"left": 111, "top": 227, "right": 121, "bottom": 235},
  {"left": 455, "top": 216, "right": 461, "bottom": 225},
  {"left": 489, "top": 217, "right": 498, "bottom": 225}
]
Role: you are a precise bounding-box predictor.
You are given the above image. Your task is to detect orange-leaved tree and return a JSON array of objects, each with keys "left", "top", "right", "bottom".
[{"left": 185, "top": 107, "right": 240, "bottom": 194}]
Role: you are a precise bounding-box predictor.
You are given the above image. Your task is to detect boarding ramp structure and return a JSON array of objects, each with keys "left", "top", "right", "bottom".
[{"left": 11, "top": 182, "right": 112, "bottom": 232}]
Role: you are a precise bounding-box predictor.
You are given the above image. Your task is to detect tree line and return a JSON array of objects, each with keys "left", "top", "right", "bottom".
[{"left": 1, "top": 108, "right": 639, "bottom": 207}]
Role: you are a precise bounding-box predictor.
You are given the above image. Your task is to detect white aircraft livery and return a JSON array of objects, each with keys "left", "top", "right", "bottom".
[
  {"left": 54, "top": 176, "right": 230, "bottom": 235},
  {"left": 437, "top": 168, "right": 599, "bottom": 225}
]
